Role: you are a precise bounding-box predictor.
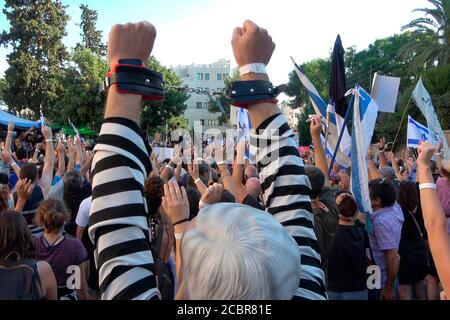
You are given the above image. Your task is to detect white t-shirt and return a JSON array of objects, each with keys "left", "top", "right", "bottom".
[{"left": 75, "top": 196, "right": 92, "bottom": 228}]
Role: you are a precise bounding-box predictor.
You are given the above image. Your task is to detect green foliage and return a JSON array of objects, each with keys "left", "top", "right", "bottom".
[
  {"left": 208, "top": 70, "right": 240, "bottom": 126},
  {"left": 141, "top": 57, "right": 188, "bottom": 135},
  {"left": 286, "top": 58, "right": 331, "bottom": 110},
  {"left": 286, "top": 31, "right": 447, "bottom": 150},
  {"left": 0, "top": 0, "right": 69, "bottom": 117},
  {"left": 423, "top": 64, "right": 450, "bottom": 129},
  {"left": 54, "top": 46, "right": 108, "bottom": 130},
  {"left": 0, "top": 78, "right": 8, "bottom": 104},
  {"left": 400, "top": 0, "right": 450, "bottom": 69},
  {"left": 297, "top": 104, "right": 313, "bottom": 146},
  {"left": 79, "top": 4, "right": 106, "bottom": 55}
]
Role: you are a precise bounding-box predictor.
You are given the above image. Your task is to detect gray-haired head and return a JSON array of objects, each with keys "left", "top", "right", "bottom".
[{"left": 181, "top": 203, "right": 301, "bottom": 300}]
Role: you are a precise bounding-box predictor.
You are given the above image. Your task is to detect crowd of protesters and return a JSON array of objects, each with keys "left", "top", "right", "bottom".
[{"left": 0, "top": 20, "right": 449, "bottom": 301}]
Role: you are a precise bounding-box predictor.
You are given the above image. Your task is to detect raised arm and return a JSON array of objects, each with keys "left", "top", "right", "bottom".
[
  {"left": 1, "top": 149, "right": 20, "bottom": 177},
  {"left": 188, "top": 161, "right": 208, "bottom": 195},
  {"left": 40, "top": 126, "right": 55, "bottom": 198},
  {"left": 232, "top": 20, "right": 326, "bottom": 300},
  {"left": 231, "top": 141, "right": 250, "bottom": 204},
  {"left": 66, "top": 138, "right": 75, "bottom": 173},
  {"left": 55, "top": 141, "right": 66, "bottom": 179},
  {"left": 377, "top": 138, "right": 389, "bottom": 168},
  {"left": 214, "top": 143, "right": 237, "bottom": 197},
  {"left": 368, "top": 147, "right": 382, "bottom": 181},
  {"left": 5, "top": 121, "right": 14, "bottom": 153},
  {"left": 417, "top": 142, "right": 450, "bottom": 299},
  {"left": 87, "top": 22, "right": 159, "bottom": 300},
  {"left": 310, "top": 115, "right": 329, "bottom": 186}
]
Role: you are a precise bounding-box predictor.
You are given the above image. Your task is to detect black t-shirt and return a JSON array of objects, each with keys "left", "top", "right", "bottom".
[
  {"left": 14, "top": 185, "right": 44, "bottom": 212},
  {"left": 65, "top": 183, "right": 92, "bottom": 236},
  {"left": 327, "top": 221, "right": 371, "bottom": 292},
  {"left": 400, "top": 207, "right": 427, "bottom": 243},
  {"left": 242, "top": 194, "right": 264, "bottom": 211}
]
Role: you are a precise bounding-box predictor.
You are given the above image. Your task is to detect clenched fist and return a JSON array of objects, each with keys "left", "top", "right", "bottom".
[
  {"left": 108, "top": 22, "right": 157, "bottom": 68},
  {"left": 231, "top": 20, "right": 275, "bottom": 68}
]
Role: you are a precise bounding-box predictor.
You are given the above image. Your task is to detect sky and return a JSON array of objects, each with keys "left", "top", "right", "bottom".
[{"left": 0, "top": 0, "right": 428, "bottom": 86}]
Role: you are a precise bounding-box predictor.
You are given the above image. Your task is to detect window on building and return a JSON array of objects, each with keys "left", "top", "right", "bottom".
[
  {"left": 205, "top": 73, "right": 210, "bottom": 81},
  {"left": 196, "top": 73, "right": 203, "bottom": 80},
  {"left": 200, "top": 119, "right": 205, "bottom": 126},
  {"left": 204, "top": 102, "right": 209, "bottom": 109},
  {"left": 217, "top": 73, "right": 222, "bottom": 81},
  {"left": 223, "top": 73, "right": 229, "bottom": 79},
  {"left": 196, "top": 102, "right": 203, "bottom": 109}
]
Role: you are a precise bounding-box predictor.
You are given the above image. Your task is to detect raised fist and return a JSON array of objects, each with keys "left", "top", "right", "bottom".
[
  {"left": 107, "top": 22, "right": 157, "bottom": 68},
  {"left": 231, "top": 20, "right": 275, "bottom": 68},
  {"left": 41, "top": 126, "right": 52, "bottom": 140}
]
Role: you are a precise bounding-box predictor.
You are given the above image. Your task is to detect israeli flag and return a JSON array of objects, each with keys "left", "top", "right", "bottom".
[
  {"left": 237, "top": 108, "right": 252, "bottom": 142},
  {"left": 40, "top": 104, "right": 45, "bottom": 128},
  {"left": 351, "top": 87, "right": 379, "bottom": 214},
  {"left": 407, "top": 116, "right": 439, "bottom": 148},
  {"left": 291, "top": 57, "right": 351, "bottom": 168},
  {"left": 216, "top": 98, "right": 226, "bottom": 114}
]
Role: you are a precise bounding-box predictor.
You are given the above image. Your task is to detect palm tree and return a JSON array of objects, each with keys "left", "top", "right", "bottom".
[{"left": 399, "top": 0, "right": 450, "bottom": 69}]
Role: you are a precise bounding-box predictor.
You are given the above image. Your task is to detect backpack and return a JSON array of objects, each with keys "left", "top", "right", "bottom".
[
  {"left": 149, "top": 222, "right": 175, "bottom": 300},
  {"left": 0, "top": 260, "right": 42, "bottom": 300}
]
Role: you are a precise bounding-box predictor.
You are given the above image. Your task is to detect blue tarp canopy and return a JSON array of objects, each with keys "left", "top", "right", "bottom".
[{"left": 0, "top": 109, "right": 41, "bottom": 129}]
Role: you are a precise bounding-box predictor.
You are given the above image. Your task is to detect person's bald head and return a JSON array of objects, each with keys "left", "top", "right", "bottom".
[
  {"left": 246, "top": 177, "right": 262, "bottom": 199},
  {"left": 245, "top": 165, "right": 258, "bottom": 180}
]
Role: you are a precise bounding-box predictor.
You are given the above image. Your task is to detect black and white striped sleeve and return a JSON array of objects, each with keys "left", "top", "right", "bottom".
[
  {"left": 249, "top": 113, "right": 327, "bottom": 300},
  {"left": 88, "top": 117, "right": 160, "bottom": 300}
]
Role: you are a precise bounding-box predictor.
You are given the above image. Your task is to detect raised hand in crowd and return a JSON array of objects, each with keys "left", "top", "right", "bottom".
[
  {"left": 231, "top": 141, "right": 249, "bottom": 203},
  {"left": 214, "top": 142, "right": 237, "bottom": 198},
  {"left": 417, "top": 141, "right": 450, "bottom": 300},
  {"left": 39, "top": 126, "right": 55, "bottom": 198},
  {"left": 5, "top": 121, "right": 14, "bottom": 153},
  {"left": 377, "top": 137, "right": 389, "bottom": 167},
  {"left": 310, "top": 115, "right": 329, "bottom": 186},
  {"left": 1, "top": 148, "right": 20, "bottom": 177},
  {"left": 200, "top": 183, "right": 224, "bottom": 208},
  {"left": 162, "top": 180, "right": 189, "bottom": 284},
  {"left": 188, "top": 160, "right": 207, "bottom": 195},
  {"left": 55, "top": 140, "right": 66, "bottom": 179},
  {"left": 14, "top": 178, "right": 34, "bottom": 212}
]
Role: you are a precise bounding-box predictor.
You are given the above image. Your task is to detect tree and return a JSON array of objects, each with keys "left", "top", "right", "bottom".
[
  {"left": 423, "top": 64, "right": 450, "bottom": 129},
  {"left": 400, "top": 0, "right": 450, "bottom": 70},
  {"left": 0, "top": 78, "right": 8, "bottom": 105},
  {"left": 0, "top": 0, "right": 69, "bottom": 117},
  {"left": 286, "top": 58, "right": 331, "bottom": 110},
  {"left": 141, "top": 56, "right": 188, "bottom": 136},
  {"left": 54, "top": 46, "right": 109, "bottom": 131},
  {"left": 286, "top": 33, "right": 424, "bottom": 149},
  {"left": 208, "top": 70, "right": 240, "bottom": 126},
  {"left": 286, "top": 58, "right": 330, "bottom": 145},
  {"left": 79, "top": 4, "right": 105, "bottom": 55}
]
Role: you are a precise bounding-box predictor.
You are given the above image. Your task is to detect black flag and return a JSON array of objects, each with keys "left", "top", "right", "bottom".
[{"left": 329, "top": 35, "right": 348, "bottom": 117}]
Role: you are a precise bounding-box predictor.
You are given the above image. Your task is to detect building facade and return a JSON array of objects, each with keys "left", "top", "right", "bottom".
[{"left": 173, "top": 59, "right": 230, "bottom": 130}]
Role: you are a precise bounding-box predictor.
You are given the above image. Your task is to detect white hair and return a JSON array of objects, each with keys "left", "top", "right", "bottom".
[{"left": 181, "top": 203, "right": 301, "bottom": 300}]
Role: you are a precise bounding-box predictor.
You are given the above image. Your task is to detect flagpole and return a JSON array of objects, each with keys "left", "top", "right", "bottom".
[
  {"left": 324, "top": 104, "right": 331, "bottom": 155},
  {"left": 391, "top": 95, "right": 413, "bottom": 152},
  {"left": 328, "top": 94, "right": 355, "bottom": 176}
]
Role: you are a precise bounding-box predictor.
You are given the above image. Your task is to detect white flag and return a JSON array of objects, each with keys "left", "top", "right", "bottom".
[{"left": 412, "top": 78, "right": 449, "bottom": 157}]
